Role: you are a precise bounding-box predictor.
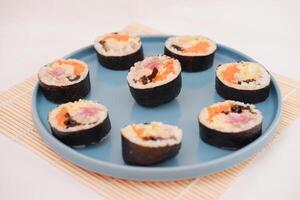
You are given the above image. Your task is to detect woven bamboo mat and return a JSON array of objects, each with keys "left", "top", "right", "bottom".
[{"left": 1, "top": 23, "right": 300, "bottom": 200}]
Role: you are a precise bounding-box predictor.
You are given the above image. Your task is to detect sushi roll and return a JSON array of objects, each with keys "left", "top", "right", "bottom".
[
  {"left": 121, "top": 122, "right": 182, "bottom": 165},
  {"left": 48, "top": 99, "right": 111, "bottom": 147},
  {"left": 216, "top": 61, "right": 271, "bottom": 103},
  {"left": 127, "top": 55, "right": 182, "bottom": 107},
  {"left": 94, "top": 32, "right": 144, "bottom": 70},
  {"left": 198, "top": 100, "right": 262, "bottom": 149},
  {"left": 164, "top": 36, "right": 217, "bottom": 72},
  {"left": 38, "top": 59, "right": 91, "bottom": 103}
]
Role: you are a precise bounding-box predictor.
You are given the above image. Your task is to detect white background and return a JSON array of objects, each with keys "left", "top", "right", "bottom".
[{"left": 0, "top": 0, "right": 300, "bottom": 199}]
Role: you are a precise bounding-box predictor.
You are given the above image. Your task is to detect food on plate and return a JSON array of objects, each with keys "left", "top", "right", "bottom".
[
  {"left": 48, "top": 100, "right": 111, "bottom": 147},
  {"left": 216, "top": 61, "right": 271, "bottom": 103},
  {"left": 164, "top": 35, "right": 217, "bottom": 72},
  {"left": 94, "top": 32, "right": 144, "bottom": 70},
  {"left": 121, "top": 122, "right": 182, "bottom": 165},
  {"left": 38, "top": 59, "right": 90, "bottom": 103},
  {"left": 127, "top": 55, "right": 182, "bottom": 107},
  {"left": 198, "top": 100, "right": 262, "bottom": 149}
]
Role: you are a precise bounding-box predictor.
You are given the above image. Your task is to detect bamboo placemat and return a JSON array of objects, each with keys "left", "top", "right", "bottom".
[{"left": 1, "top": 23, "right": 300, "bottom": 200}]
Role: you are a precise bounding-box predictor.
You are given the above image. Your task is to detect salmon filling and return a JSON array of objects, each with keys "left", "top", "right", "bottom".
[
  {"left": 217, "top": 61, "right": 271, "bottom": 90},
  {"left": 49, "top": 100, "right": 108, "bottom": 132},
  {"left": 199, "top": 101, "right": 262, "bottom": 132},
  {"left": 94, "top": 32, "right": 141, "bottom": 56},
  {"left": 127, "top": 55, "right": 181, "bottom": 89},
  {"left": 165, "top": 36, "right": 216, "bottom": 56},
  {"left": 102, "top": 33, "right": 130, "bottom": 42},
  {"left": 121, "top": 122, "right": 182, "bottom": 147},
  {"left": 38, "top": 59, "right": 88, "bottom": 86},
  {"left": 134, "top": 58, "right": 175, "bottom": 84}
]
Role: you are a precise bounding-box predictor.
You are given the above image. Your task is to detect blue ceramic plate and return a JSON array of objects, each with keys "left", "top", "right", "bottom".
[{"left": 32, "top": 36, "right": 281, "bottom": 181}]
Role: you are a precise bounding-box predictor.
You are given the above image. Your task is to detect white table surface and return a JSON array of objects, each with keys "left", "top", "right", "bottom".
[{"left": 1, "top": 0, "right": 300, "bottom": 199}]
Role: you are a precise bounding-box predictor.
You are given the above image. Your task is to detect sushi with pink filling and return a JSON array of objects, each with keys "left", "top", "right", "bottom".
[
  {"left": 127, "top": 55, "right": 182, "bottom": 107},
  {"left": 38, "top": 59, "right": 90, "bottom": 103},
  {"left": 198, "top": 100, "right": 262, "bottom": 149},
  {"left": 48, "top": 100, "right": 111, "bottom": 147}
]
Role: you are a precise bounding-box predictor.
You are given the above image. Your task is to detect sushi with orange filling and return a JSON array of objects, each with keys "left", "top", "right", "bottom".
[
  {"left": 216, "top": 61, "right": 271, "bottom": 103},
  {"left": 121, "top": 122, "right": 182, "bottom": 165},
  {"left": 48, "top": 100, "right": 111, "bottom": 147},
  {"left": 94, "top": 32, "right": 144, "bottom": 70},
  {"left": 127, "top": 55, "right": 182, "bottom": 107},
  {"left": 38, "top": 59, "right": 91, "bottom": 103},
  {"left": 164, "top": 36, "right": 217, "bottom": 72},
  {"left": 198, "top": 100, "right": 262, "bottom": 149}
]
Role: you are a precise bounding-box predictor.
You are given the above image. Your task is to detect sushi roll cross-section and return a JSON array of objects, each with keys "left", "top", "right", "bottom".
[
  {"left": 198, "top": 100, "right": 262, "bottom": 149},
  {"left": 121, "top": 122, "right": 182, "bottom": 166},
  {"left": 127, "top": 55, "right": 182, "bottom": 107},
  {"left": 94, "top": 32, "right": 144, "bottom": 70},
  {"left": 38, "top": 59, "right": 91, "bottom": 103},
  {"left": 48, "top": 100, "right": 111, "bottom": 147},
  {"left": 216, "top": 61, "right": 271, "bottom": 103},
  {"left": 165, "top": 36, "right": 217, "bottom": 72}
]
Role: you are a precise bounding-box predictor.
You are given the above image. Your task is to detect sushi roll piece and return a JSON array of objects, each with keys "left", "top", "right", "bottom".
[
  {"left": 38, "top": 59, "right": 91, "bottom": 103},
  {"left": 164, "top": 36, "right": 217, "bottom": 72},
  {"left": 216, "top": 61, "right": 271, "bottom": 103},
  {"left": 48, "top": 99, "right": 111, "bottom": 147},
  {"left": 94, "top": 32, "right": 144, "bottom": 70},
  {"left": 121, "top": 122, "right": 182, "bottom": 165},
  {"left": 198, "top": 100, "right": 262, "bottom": 149},
  {"left": 127, "top": 55, "right": 182, "bottom": 107}
]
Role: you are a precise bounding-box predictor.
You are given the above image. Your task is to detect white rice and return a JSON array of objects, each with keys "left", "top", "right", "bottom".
[
  {"left": 48, "top": 99, "right": 108, "bottom": 133},
  {"left": 165, "top": 35, "right": 217, "bottom": 56},
  {"left": 216, "top": 61, "right": 270, "bottom": 90},
  {"left": 121, "top": 122, "right": 182, "bottom": 148},
  {"left": 94, "top": 33, "right": 142, "bottom": 56},
  {"left": 38, "top": 59, "right": 89, "bottom": 86},
  {"left": 127, "top": 55, "right": 181, "bottom": 89},
  {"left": 199, "top": 100, "right": 262, "bottom": 133}
]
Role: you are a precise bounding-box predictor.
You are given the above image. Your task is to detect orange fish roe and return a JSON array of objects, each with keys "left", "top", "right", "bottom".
[
  {"left": 103, "top": 34, "right": 130, "bottom": 42},
  {"left": 221, "top": 64, "right": 240, "bottom": 83},
  {"left": 57, "top": 60, "right": 85, "bottom": 76},
  {"left": 132, "top": 126, "right": 145, "bottom": 137},
  {"left": 56, "top": 107, "right": 68, "bottom": 128},
  {"left": 207, "top": 102, "right": 232, "bottom": 121},
  {"left": 183, "top": 41, "right": 210, "bottom": 54},
  {"left": 153, "top": 59, "right": 175, "bottom": 82}
]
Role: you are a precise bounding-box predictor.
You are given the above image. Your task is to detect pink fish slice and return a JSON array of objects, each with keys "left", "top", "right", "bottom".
[
  {"left": 227, "top": 113, "right": 249, "bottom": 124},
  {"left": 76, "top": 107, "right": 100, "bottom": 117},
  {"left": 146, "top": 58, "right": 161, "bottom": 70},
  {"left": 49, "top": 67, "right": 65, "bottom": 78}
]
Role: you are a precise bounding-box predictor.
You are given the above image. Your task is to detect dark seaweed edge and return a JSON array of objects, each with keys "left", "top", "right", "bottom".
[
  {"left": 121, "top": 135, "right": 181, "bottom": 166},
  {"left": 199, "top": 120, "right": 262, "bottom": 150},
  {"left": 164, "top": 46, "right": 216, "bottom": 72},
  {"left": 38, "top": 72, "right": 91, "bottom": 104},
  {"left": 128, "top": 73, "right": 182, "bottom": 107},
  {"left": 215, "top": 74, "right": 270, "bottom": 103},
  {"left": 96, "top": 45, "right": 144, "bottom": 70},
  {"left": 50, "top": 115, "right": 111, "bottom": 147}
]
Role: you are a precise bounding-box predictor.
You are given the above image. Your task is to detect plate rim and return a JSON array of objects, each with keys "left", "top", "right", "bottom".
[{"left": 32, "top": 35, "right": 282, "bottom": 181}]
